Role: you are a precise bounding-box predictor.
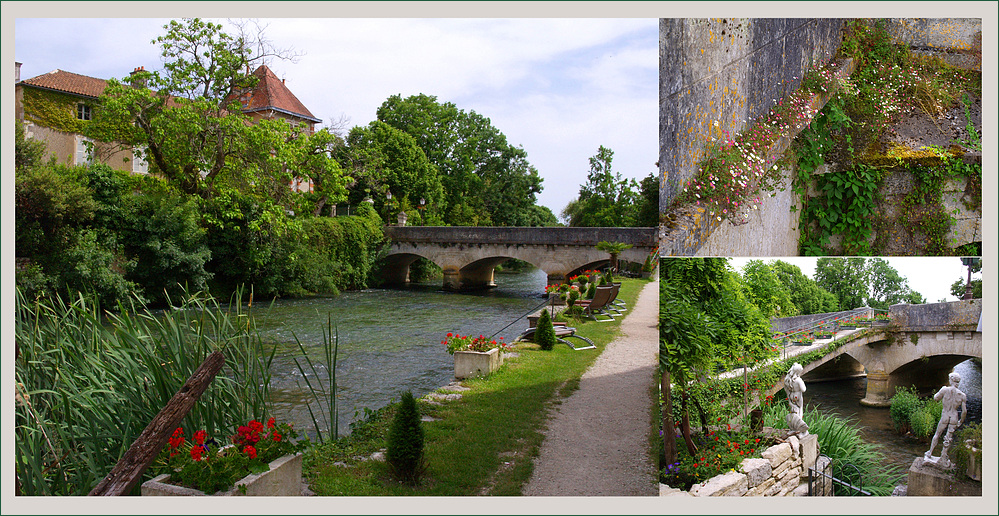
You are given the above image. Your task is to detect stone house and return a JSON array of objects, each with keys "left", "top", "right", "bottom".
[{"left": 15, "top": 62, "right": 321, "bottom": 191}]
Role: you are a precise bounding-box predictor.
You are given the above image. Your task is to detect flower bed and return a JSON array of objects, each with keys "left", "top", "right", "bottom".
[
  {"left": 143, "top": 418, "right": 305, "bottom": 495},
  {"left": 661, "top": 427, "right": 773, "bottom": 491}
]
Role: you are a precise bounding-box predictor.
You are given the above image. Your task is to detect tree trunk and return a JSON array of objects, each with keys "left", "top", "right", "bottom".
[
  {"left": 681, "top": 392, "right": 697, "bottom": 455},
  {"left": 88, "top": 351, "right": 226, "bottom": 496},
  {"left": 662, "top": 368, "right": 677, "bottom": 466}
]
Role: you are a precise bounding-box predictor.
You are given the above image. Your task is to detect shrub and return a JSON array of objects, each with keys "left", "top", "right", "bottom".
[
  {"left": 535, "top": 309, "right": 557, "bottom": 351},
  {"left": 910, "top": 399, "right": 943, "bottom": 439},
  {"left": 951, "top": 422, "right": 982, "bottom": 479},
  {"left": 386, "top": 391, "right": 426, "bottom": 484},
  {"left": 889, "top": 386, "right": 924, "bottom": 433}
]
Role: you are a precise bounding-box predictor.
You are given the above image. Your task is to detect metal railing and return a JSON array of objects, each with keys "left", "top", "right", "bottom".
[{"left": 808, "top": 456, "right": 872, "bottom": 496}]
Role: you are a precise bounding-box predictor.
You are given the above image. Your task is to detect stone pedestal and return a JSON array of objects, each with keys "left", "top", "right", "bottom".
[{"left": 907, "top": 457, "right": 980, "bottom": 496}]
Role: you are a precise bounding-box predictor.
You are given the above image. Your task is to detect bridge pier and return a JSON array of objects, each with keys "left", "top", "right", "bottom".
[{"left": 860, "top": 370, "right": 892, "bottom": 407}]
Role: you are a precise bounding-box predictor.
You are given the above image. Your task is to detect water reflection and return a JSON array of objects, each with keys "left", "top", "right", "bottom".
[
  {"left": 248, "top": 268, "right": 549, "bottom": 437},
  {"left": 804, "top": 359, "right": 982, "bottom": 471}
]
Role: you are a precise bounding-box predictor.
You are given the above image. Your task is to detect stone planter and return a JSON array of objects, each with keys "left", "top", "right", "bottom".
[
  {"left": 141, "top": 453, "right": 303, "bottom": 496},
  {"left": 453, "top": 347, "right": 503, "bottom": 379},
  {"left": 965, "top": 442, "right": 981, "bottom": 481}
]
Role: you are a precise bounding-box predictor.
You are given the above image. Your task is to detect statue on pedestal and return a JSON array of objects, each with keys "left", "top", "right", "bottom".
[
  {"left": 784, "top": 362, "right": 809, "bottom": 436},
  {"left": 923, "top": 372, "right": 967, "bottom": 469}
]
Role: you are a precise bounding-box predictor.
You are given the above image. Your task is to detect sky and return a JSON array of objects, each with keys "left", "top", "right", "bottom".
[
  {"left": 727, "top": 257, "right": 982, "bottom": 304},
  {"left": 12, "top": 15, "right": 657, "bottom": 220}
]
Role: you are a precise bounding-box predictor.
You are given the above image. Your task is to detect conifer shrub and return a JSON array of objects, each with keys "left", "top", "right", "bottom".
[
  {"left": 386, "top": 391, "right": 426, "bottom": 484},
  {"left": 535, "top": 309, "right": 557, "bottom": 351}
]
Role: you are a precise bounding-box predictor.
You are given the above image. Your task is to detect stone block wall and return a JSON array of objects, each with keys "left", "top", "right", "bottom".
[{"left": 662, "top": 433, "right": 824, "bottom": 497}]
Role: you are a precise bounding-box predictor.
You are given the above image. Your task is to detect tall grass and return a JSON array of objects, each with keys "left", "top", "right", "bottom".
[
  {"left": 14, "top": 288, "right": 274, "bottom": 496},
  {"left": 804, "top": 409, "right": 904, "bottom": 496},
  {"left": 293, "top": 314, "right": 340, "bottom": 443}
]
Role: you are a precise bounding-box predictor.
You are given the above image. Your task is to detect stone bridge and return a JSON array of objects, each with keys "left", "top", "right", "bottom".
[
  {"left": 769, "top": 300, "right": 982, "bottom": 407},
  {"left": 381, "top": 226, "right": 657, "bottom": 291}
]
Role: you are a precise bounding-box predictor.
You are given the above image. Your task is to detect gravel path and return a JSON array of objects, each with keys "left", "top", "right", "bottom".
[{"left": 523, "top": 279, "right": 659, "bottom": 496}]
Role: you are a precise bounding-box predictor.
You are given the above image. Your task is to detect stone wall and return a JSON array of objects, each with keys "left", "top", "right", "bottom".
[
  {"left": 659, "top": 18, "right": 845, "bottom": 207},
  {"left": 661, "top": 433, "right": 828, "bottom": 497}
]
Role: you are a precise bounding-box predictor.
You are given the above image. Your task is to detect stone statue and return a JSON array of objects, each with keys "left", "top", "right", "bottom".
[
  {"left": 784, "top": 362, "right": 809, "bottom": 435},
  {"left": 923, "top": 372, "right": 967, "bottom": 469}
]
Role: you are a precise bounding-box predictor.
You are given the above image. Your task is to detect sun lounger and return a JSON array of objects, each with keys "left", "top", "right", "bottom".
[{"left": 515, "top": 325, "right": 596, "bottom": 350}]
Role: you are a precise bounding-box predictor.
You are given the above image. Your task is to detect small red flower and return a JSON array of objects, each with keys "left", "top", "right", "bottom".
[
  {"left": 191, "top": 446, "right": 205, "bottom": 461},
  {"left": 267, "top": 417, "right": 276, "bottom": 429},
  {"left": 272, "top": 433, "right": 282, "bottom": 442},
  {"left": 244, "top": 445, "right": 257, "bottom": 459},
  {"left": 194, "top": 430, "right": 207, "bottom": 445}
]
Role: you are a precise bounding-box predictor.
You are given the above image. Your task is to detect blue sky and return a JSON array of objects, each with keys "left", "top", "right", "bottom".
[{"left": 13, "top": 15, "right": 657, "bottom": 218}]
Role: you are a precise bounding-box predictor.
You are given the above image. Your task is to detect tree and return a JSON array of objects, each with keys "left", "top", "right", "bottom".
[
  {"left": 950, "top": 258, "right": 982, "bottom": 299},
  {"left": 741, "top": 260, "right": 798, "bottom": 318},
  {"left": 375, "top": 93, "right": 548, "bottom": 226},
  {"left": 659, "top": 258, "right": 773, "bottom": 464},
  {"left": 386, "top": 391, "right": 426, "bottom": 485},
  {"left": 866, "top": 258, "right": 922, "bottom": 309},
  {"left": 815, "top": 257, "right": 869, "bottom": 311},
  {"left": 89, "top": 18, "right": 343, "bottom": 203},
  {"left": 535, "top": 309, "right": 557, "bottom": 351},
  {"left": 595, "top": 241, "right": 633, "bottom": 273},
  {"left": 343, "top": 121, "right": 445, "bottom": 224},
  {"left": 771, "top": 260, "right": 839, "bottom": 315},
  {"left": 562, "top": 146, "right": 642, "bottom": 227},
  {"left": 15, "top": 122, "right": 47, "bottom": 173}
]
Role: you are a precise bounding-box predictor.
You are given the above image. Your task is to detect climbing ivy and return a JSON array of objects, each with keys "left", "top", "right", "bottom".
[
  {"left": 22, "top": 88, "right": 92, "bottom": 134},
  {"left": 794, "top": 20, "right": 981, "bottom": 256}
]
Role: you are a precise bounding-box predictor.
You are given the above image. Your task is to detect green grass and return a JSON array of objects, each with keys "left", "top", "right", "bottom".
[{"left": 303, "top": 277, "right": 653, "bottom": 495}]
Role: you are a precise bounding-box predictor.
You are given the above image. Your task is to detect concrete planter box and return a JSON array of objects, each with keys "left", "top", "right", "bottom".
[
  {"left": 454, "top": 348, "right": 503, "bottom": 379},
  {"left": 141, "top": 453, "right": 303, "bottom": 496}
]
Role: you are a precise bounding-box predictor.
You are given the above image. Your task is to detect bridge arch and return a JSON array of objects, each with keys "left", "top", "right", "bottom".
[
  {"left": 767, "top": 300, "right": 982, "bottom": 407},
  {"left": 381, "top": 226, "right": 657, "bottom": 291}
]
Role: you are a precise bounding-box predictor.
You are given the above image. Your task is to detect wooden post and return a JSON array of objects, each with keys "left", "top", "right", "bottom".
[{"left": 89, "top": 351, "right": 226, "bottom": 496}]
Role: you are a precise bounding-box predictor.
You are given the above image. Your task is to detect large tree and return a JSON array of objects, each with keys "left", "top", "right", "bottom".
[
  {"left": 343, "top": 121, "right": 445, "bottom": 224},
  {"left": 89, "top": 18, "right": 345, "bottom": 203},
  {"left": 865, "top": 258, "right": 925, "bottom": 309},
  {"left": 741, "top": 260, "right": 798, "bottom": 318},
  {"left": 375, "top": 93, "right": 550, "bottom": 226},
  {"left": 771, "top": 260, "right": 839, "bottom": 315},
  {"left": 659, "top": 258, "right": 773, "bottom": 465},
  {"left": 562, "top": 146, "right": 643, "bottom": 227},
  {"left": 815, "top": 257, "right": 869, "bottom": 311}
]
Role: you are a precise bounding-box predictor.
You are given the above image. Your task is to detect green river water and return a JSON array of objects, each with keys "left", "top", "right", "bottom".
[{"left": 246, "top": 268, "right": 549, "bottom": 438}]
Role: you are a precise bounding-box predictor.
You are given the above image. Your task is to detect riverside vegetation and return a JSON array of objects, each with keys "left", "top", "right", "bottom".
[
  {"left": 659, "top": 257, "right": 912, "bottom": 495},
  {"left": 14, "top": 277, "right": 651, "bottom": 495}
]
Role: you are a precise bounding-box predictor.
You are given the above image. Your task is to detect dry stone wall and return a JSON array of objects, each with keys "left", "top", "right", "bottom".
[{"left": 660, "top": 433, "right": 828, "bottom": 497}]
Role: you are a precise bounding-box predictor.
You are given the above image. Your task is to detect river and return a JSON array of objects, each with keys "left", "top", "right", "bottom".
[
  {"left": 246, "top": 267, "right": 549, "bottom": 438},
  {"left": 803, "top": 359, "right": 982, "bottom": 475}
]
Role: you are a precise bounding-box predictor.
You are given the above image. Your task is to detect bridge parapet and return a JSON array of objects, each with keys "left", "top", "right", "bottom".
[
  {"left": 888, "top": 299, "right": 982, "bottom": 333},
  {"left": 383, "top": 226, "right": 657, "bottom": 247}
]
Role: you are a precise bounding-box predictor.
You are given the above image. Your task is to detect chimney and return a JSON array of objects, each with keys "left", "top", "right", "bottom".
[
  {"left": 15, "top": 62, "right": 21, "bottom": 83},
  {"left": 129, "top": 66, "right": 147, "bottom": 88}
]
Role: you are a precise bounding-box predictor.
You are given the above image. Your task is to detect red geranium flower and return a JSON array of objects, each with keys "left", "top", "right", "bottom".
[{"left": 244, "top": 445, "right": 257, "bottom": 459}]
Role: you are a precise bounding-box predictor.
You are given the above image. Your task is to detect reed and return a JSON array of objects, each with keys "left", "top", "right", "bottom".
[
  {"left": 14, "top": 287, "right": 273, "bottom": 496},
  {"left": 804, "top": 409, "right": 904, "bottom": 496}
]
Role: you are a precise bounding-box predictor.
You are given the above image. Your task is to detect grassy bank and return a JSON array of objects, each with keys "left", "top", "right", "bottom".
[{"left": 303, "top": 277, "right": 653, "bottom": 495}]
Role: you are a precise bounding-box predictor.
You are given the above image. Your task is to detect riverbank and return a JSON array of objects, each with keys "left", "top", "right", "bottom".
[{"left": 301, "top": 277, "right": 654, "bottom": 495}]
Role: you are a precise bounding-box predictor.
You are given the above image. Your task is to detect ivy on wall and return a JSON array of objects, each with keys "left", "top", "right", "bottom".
[{"left": 22, "top": 88, "right": 91, "bottom": 134}]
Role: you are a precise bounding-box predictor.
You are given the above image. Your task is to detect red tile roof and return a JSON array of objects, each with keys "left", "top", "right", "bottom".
[
  {"left": 242, "top": 65, "right": 321, "bottom": 123},
  {"left": 19, "top": 69, "right": 108, "bottom": 98}
]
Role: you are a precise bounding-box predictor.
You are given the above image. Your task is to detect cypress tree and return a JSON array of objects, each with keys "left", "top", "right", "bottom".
[
  {"left": 386, "top": 391, "right": 426, "bottom": 484},
  {"left": 535, "top": 309, "right": 557, "bottom": 351}
]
